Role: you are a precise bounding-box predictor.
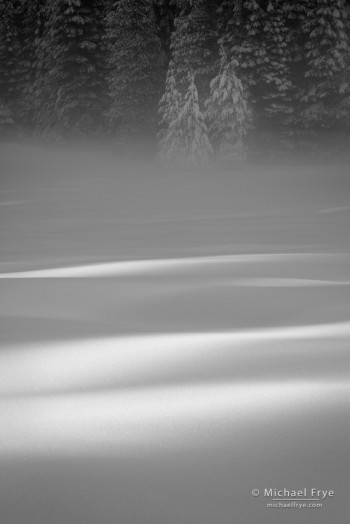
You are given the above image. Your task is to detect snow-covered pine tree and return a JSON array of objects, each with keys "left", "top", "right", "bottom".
[
  {"left": 158, "top": 60, "right": 182, "bottom": 141},
  {"left": 106, "top": 0, "right": 164, "bottom": 141},
  {"left": 301, "top": 0, "right": 350, "bottom": 133},
  {"left": 205, "top": 48, "right": 251, "bottom": 164},
  {"left": 34, "top": 0, "right": 108, "bottom": 139},
  {"left": 281, "top": 1, "right": 308, "bottom": 139},
  {"left": 221, "top": 0, "right": 293, "bottom": 143},
  {"left": 220, "top": 0, "right": 261, "bottom": 93},
  {"left": 0, "top": 1, "right": 22, "bottom": 127},
  {"left": 170, "top": 0, "right": 218, "bottom": 102},
  {"left": 158, "top": 73, "right": 213, "bottom": 167},
  {"left": 13, "top": 0, "right": 46, "bottom": 131},
  {"left": 259, "top": 1, "right": 294, "bottom": 133}
]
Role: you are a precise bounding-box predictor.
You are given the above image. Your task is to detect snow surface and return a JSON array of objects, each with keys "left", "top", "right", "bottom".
[{"left": 0, "top": 146, "right": 349, "bottom": 524}]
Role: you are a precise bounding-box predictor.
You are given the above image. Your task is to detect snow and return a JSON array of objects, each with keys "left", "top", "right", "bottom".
[{"left": 0, "top": 145, "right": 350, "bottom": 524}]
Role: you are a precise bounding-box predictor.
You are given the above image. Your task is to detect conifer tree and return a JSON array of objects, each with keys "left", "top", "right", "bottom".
[
  {"left": 205, "top": 48, "right": 251, "bottom": 163},
  {"left": 170, "top": 0, "right": 218, "bottom": 102},
  {"left": 34, "top": 0, "right": 108, "bottom": 139},
  {"left": 1, "top": 0, "right": 350, "bottom": 147},
  {"left": 221, "top": 0, "right": 293, "bottom": 139},
  {"left": 158, "top": 60, "right": 182, "bottom": 141},
  {"left": 301, "top": 0, "right": 350, "bottom": 132},
  {"left": 106, "top": 0, "right": 164, "bottom": 140},
  {"left": 158, "top": 73, "right": 212, "bottom": 167},
  {"left": 0, "top": 1, "right": 22, "bottom": 125},
  {"left": 261, "top": 1, "right": 294, "bottom": 130},
  {"left": 14, "top": 0, "right": 46, "bottom": 130},
  {"left": 221, "top": 0, "right": 261, "bottom": 93}
]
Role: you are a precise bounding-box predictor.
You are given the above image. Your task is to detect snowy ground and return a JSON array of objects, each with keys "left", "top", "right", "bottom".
[{"left": 0, "top": 145, "right": 350, "bottom": 524}]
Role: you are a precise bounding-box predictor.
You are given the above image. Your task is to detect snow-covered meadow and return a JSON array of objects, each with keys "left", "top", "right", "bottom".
[{"left": 0, "top": 145, "right": 350, "bottom": 524}]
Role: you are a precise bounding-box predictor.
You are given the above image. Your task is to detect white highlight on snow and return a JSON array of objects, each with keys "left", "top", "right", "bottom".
[
  {"left": 1, "top": 322, "right": 349, "bottom": 396},
  {"left": 0, "top": 381, "right": 348, "bottom": 455},
  {"left": 0, "top": 253, "right": 344, "bottom": 278}
]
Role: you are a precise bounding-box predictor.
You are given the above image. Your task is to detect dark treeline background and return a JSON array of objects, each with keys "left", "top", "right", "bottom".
[{"left": 1, "top": 0, "right": 350, "bottom": 163}]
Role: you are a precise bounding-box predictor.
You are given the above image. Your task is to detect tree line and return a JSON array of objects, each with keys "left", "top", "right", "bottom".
[{"left": 1, "top": 0, "right": 350, "bottom": 164}]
